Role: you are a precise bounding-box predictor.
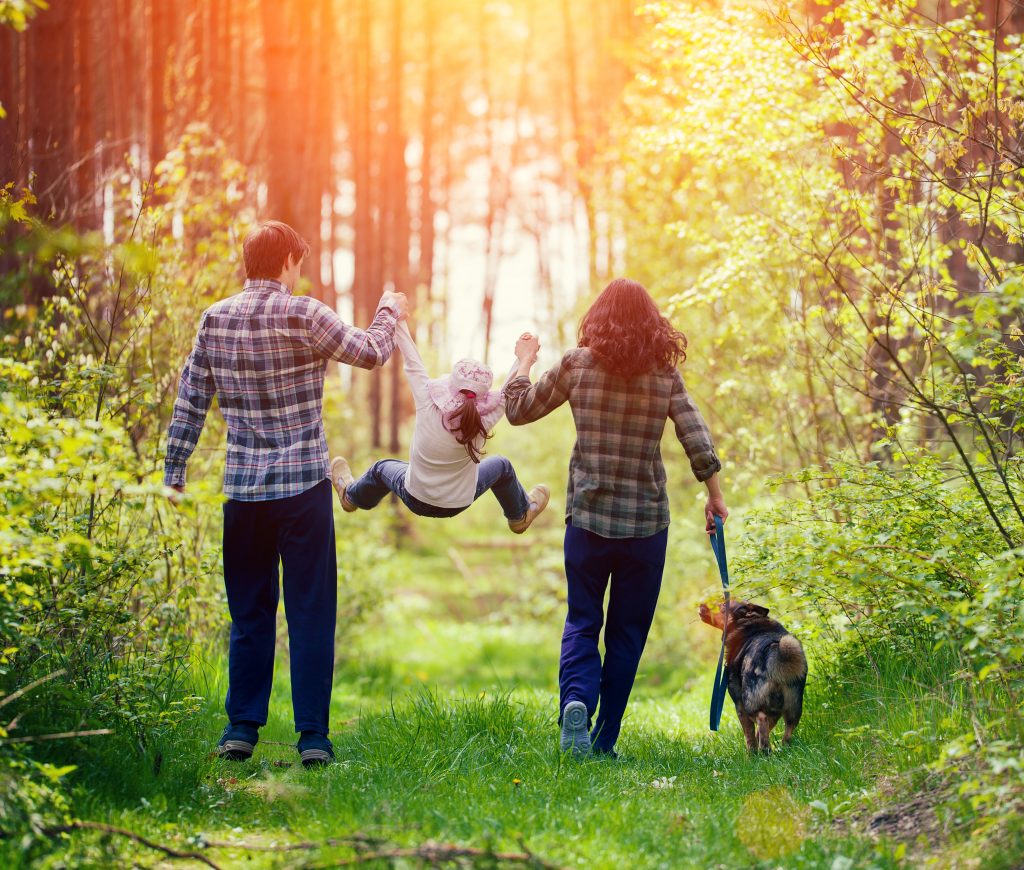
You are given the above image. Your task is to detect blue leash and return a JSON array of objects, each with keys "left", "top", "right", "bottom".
[{"left": 708, "top": 514, "right": 730, "bottom": 732}]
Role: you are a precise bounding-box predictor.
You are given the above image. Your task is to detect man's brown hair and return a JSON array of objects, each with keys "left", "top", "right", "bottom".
[{"left": 242, "top": 221, "right": 310, "bottom": 280}]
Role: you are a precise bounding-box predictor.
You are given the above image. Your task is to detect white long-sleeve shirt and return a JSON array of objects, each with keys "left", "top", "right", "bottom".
[{"left": 396, "top": 323, "right": 515, "bottom": 508}]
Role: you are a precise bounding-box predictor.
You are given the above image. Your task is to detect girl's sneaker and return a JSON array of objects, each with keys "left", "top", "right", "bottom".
[
  {"left": 330, "top": 457, "right": 358, "bottom": 512},
  {"left": 509, "top": 484, "right": 550, "bottom": 534}
]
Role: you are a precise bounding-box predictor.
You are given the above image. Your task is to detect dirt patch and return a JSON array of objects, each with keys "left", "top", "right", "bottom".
[{"left": 833, "top": 774, "right": 959, "bottom": 854}]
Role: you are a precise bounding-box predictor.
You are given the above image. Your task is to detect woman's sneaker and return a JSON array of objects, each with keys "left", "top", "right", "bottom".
[
  {"left": 509, "top": 484, "right": 550, "bottom": 534},
  {"left": 297, "top": 731, "right": 335, "bottom": 768},
  {"left": 216, "top": 722, "right": 258, "bottom": 761},
  {"left": 559, "top": 700, "right": 591, "bottom": 758},
  {"left": 330, "top": 457, "right": 358, "bottom": 512}
]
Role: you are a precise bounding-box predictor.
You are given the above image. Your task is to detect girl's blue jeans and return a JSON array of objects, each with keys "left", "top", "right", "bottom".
[{"left": 346, "top": 455, "right": 531, "bottom": 520}]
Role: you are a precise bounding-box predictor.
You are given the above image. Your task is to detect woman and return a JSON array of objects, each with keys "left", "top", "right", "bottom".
[
  {"left": 504, "top": 278, "right": 727, "bottom": 758},
  {"left": 331, "top": 321, "right": 549, "bottom": 532}
]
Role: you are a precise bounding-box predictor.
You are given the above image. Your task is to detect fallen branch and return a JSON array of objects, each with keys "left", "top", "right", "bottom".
[
  {"left": 202, "top": 832, "right": 381, "bottom": 852},
  {"left": 0, "top": 728, "right": 112, "bottom": 745},
  {"left": 313, "top": 841, "right": 565, "bottom": 868},
  {"left": 0, "top": 670, "right": 67, "bottom": 710},
  {"left": 41, "top": 821, "right": 221, "bottom": 869},
  {"left": 203, "top": 835, "right": 563, "bottom": 868}
]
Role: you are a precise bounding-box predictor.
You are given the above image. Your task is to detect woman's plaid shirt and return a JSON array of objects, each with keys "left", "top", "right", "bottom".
[
  {"left": 164, "top": 279, "right": 398, "bottom": 501},
  {"left": 503, "top": 347, "right": 721, "bottom": 539}
]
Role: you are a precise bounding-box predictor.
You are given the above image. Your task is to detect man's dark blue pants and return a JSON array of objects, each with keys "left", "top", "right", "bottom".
[
  {"left": 559, "top": 522, "right": 667, "bottom": 753},
  {"left": 222, "top": 479, "right": 336, "bottom": 735}
]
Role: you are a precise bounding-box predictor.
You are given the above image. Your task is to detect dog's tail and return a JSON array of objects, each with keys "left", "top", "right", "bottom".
[{"left": 774, "top": 634, "right": 807, "bottom": 679}]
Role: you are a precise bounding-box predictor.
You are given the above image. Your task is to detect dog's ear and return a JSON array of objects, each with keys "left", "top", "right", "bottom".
[{"left": 733, "top": 602, "right": 770, "bottom": 621}]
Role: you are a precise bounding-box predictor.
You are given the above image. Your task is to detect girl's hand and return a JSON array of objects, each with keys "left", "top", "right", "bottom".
[{"left": 515, "top": 333, "right": 540, "bottom": 364}]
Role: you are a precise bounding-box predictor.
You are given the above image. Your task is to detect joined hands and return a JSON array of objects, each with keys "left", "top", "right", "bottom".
[
  {"left": 515, "top": 332, "right": 540, "bottom": 365},
  {"left": 379, "top": 290, "right": 409, "bottom": 320}
]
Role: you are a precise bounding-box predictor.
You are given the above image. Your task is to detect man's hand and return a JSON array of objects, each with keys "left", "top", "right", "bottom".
[
  {"left": 167, "top": 484, "right": 185, "bottom": 507},
  {"left": 515, "top": 333, "right": 540, "bottom": 364},
  {"left": 379, "top": 291, "right": 409, "bottom": 320}
]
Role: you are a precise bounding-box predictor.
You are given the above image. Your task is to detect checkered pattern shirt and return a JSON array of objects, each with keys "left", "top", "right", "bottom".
[
  {"left": 503, "top": 347, "right": 721, "bottom": 538},
  {"left": 164, "top": 279, "right": 398, "bottom": 501}
]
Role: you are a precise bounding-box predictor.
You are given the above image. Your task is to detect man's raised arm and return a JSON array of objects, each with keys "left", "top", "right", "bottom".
[{"left": 304, "top": 291, "right": 407, "bottom": 369}]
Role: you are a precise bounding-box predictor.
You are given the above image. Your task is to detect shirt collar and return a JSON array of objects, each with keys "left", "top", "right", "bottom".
[{"left": 243, "top": 278, "right": 292, "bottom": 296}]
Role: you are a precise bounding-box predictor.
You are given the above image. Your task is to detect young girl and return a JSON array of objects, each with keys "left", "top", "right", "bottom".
[
  {"left": 331, "top": 321, "right": 549, "bottom": 532},
  {"left": 503, "top": 278, "right": 728, "bottom": 758}
]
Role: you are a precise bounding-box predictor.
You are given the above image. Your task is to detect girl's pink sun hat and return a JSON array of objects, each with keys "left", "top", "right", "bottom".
[{"left": 426, "top": 358, "right": 503, "bottom": 417}]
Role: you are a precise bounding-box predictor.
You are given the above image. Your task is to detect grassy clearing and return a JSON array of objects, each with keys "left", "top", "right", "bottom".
[{"left": 11, "top": 480, "right": 1022, "bottom": 868}]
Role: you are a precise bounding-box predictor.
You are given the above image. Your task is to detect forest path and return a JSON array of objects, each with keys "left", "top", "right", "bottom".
[{"left": 65, "top": 510, "right": 902, "bottom": 870}]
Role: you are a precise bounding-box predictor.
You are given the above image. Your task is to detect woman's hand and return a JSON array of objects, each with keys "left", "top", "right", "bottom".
[
  {"left": 515, "top": 333, "right": 540, "bottom": 365},
  {"left": 704, "top": 493, "right": 729, "bottom": 532},
  {"left": 702, "top": 473, "right": 728, "bottom": 533}
]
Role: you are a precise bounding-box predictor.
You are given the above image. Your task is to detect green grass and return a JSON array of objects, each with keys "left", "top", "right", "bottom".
[
  {"left": 10, "top": 498, "right": 1022, "bottom": 868},
  {"left": 52, "top": 675, "right": 902, "bottom": 869}
]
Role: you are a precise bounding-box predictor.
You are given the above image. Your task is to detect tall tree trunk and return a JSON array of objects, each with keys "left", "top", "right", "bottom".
[
  {"left": 317, "top": 0, "right": 337, "bottom": 311},
  {"left": 350, "top": 0, "right": 383, "bottom": 446},
  {"left": 260, "top": 0, "right": 305, "bottom": 236},
  {"left": 28, "top": 1, "right": 73, "bottom": 221},
  {"left": 386, "top": 0, "right": 410, "bottom": 454},
  {"left": 417, "top": 0, "right": 437, "bottom": 309},
  {"left": 560, "top": 0, "right": 597, "bottom": 292},
  {"left": 479, "top": 0, "right": 532, "bottom": 364},
  {"left": 74, "top": 0, "right": 98, "bottom": 227},
  {"left": 0, "top": 27, "right": 23, "bottom": 186}
]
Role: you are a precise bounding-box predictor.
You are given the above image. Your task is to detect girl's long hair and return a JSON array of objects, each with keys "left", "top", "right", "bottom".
[
  {"left": 447, "top": 392, "right": 492, "bottom": 463},
  {"left": 578, "top": 278, "right": 688, "bottom": 378}
]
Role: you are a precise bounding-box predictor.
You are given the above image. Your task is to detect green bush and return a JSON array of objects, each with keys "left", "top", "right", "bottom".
[{"left": 0, "top": 133, "right": 389, "bottom": 847}]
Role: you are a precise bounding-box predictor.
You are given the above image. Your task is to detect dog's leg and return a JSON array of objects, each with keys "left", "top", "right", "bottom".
[
  {"left": 755, "top": 713, "right": 771, "bottom": 754},
  {"left": 738, "top": 711, "right": 756, "bottom": 751},
  {"left": 782, "top": 718, "right": 797, "bottom": 745}
]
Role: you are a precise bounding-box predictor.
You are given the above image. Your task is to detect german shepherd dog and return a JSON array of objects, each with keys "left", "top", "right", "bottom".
[{"left": 698, "top": 601, "right": 807, "bottom": 753}]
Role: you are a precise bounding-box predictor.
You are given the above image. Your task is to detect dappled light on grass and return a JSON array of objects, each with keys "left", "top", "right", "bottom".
[{"left": 736, "top": 787, "right": 810, "bottom": 861}]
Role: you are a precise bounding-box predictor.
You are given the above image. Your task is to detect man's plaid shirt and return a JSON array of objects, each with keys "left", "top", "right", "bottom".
[
  {"left": 164, "top": 279, "right": 398, "bottom": 501},
  {"left": 503, "top": 347, "right": 721, "bottom": 538}
]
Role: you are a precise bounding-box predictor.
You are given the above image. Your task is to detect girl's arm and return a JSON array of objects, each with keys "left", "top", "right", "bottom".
[{"left": 395, "top": 321, "right": 432, "bottom": 409}]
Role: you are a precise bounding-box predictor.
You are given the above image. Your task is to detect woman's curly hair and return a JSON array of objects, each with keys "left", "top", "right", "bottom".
[{"left": 578, "top": 278, "right": 688, "bottom": 378}]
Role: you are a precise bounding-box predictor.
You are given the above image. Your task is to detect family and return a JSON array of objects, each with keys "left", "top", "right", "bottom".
[{"left": 164, "top": 221, "right": 728, "bottom": 767}]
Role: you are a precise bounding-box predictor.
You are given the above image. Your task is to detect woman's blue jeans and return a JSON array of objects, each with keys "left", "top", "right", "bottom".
[
  {"left": 346, "top": 455, "right": 531, "bottom": 520},
  {"left": 559, "top": 522, "right": 668, "bottom": 754}
]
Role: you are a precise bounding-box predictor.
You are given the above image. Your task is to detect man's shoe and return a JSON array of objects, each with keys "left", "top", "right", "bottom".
[
  {"left": 559, "top": 700, "right": 591, "bottom": 758},
  {"left": 509, "top": 484, "right": 550, "bottom": 534},
  {"left": 298, "top": 731, "right": 335, "bottom": 768},
  {"left": 330, "top": 457, "right": 358, "bottom": 512},
  {"left": 216, "top": 723, "right": 258, "bottom": 761}
]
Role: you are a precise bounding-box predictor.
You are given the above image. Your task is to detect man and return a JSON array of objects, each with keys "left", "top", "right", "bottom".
[{"left": 164, "top": 220, "right": 407, "bottom": 767}]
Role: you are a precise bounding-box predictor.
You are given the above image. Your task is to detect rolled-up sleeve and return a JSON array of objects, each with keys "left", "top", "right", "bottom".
[
  {"left": 668, "top": 369, "right": 721, "bottom": 482},
  {"left": 305, "top": 299, "right": 397, "bottom": 369},
  {"left": 502, "top": 351, "right": 574, "bottom": 424}
]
